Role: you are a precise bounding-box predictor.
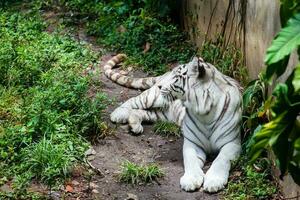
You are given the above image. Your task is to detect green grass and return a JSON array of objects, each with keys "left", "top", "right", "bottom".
[
  {"left": 119, "top": 161, "right": 164, "bottom": 185},
  {"left": 0, "top": 7, "right": 107, "bottom": 197},
  {"left": 153, "top": 121, "right": 181, "bottom": 138},
  {"left": 34, "top": 0, "right": 196, "bottom": 75},
  {"left": 200, "top": 37, "right": 249, "bottom": 86},
  {"left": 222, "top": 157, "right": 278, "bottom": 200},
  {"left": 0, "top": 191, "right": 46, "bottom": 200}
]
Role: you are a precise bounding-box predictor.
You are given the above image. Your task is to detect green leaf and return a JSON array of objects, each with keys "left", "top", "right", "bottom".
[
  {"left": 294, "top": 137, "right": 300, "bottom": 150},
  {"left": 292, "top": 65, "right": 300, "bottom": 93},
  {"left": 256, "top": 111, "right": 289, "bottom": 141},
  {"left": 249, "top": 112, "right": 290, "bottom": 162},
  {"left": 271, "top": 83, "right": 291, "bottom": 114},
  {"left": 272, "top": 130, "right": 291, "bottom": 175},
  {"left": 243, "top": 79, "right": 259, "bottom": 108},
  {"left": 265, "top": 13, "right": 300, "bottom": 66},
  {"left": 272, "top": 83, "right": 289, "bottom": 98},
  {"left": 249, "top": 138, "right": 269, "bottom": 163},
  {"left": 280, "top": 0, "right": 300, "bottom": 26},
  {"left": 265, "top": 56, "right": 290, "bottom": 81}
]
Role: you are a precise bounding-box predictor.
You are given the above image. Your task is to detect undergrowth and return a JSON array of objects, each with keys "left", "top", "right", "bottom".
[
  {"left": 34, "top": 0, "right": 195, "bottom": 75},
  {"left": 222, "top": 79, "right": 278, "bottom": 200},
  {"left": 153, "top": 121, "right": 180, "bottom": 138},
  {"left": 222, "top": 156, "right": 278, "bottom": 200},
  {"left": 200, "top": 37, "right": 249, "bottom": 86},
  {"left": 0, "top": 8, "right": 107, "bottom": 198},
  {"left": 119, "top": 161, "right": 164, "bottom": 185}
]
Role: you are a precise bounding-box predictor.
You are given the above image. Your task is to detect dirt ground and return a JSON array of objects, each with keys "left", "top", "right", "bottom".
[{"left": 43, "top": 11, "right": 220, "bottom": 200}]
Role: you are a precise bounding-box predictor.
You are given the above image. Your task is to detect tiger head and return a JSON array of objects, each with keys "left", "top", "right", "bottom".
[{"left": 158, "top": 56, "right": 209, "bottom": 101}]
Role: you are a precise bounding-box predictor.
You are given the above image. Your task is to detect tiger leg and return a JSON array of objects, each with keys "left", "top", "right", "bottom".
[
  {"left": 128, "top": 109, "right": 166, "bottom": 134},
  {"left": 168, "top": 99, "right": 186, "bottom": 126},
  {"left": 128, "top": 100, "right": 186, "bottom": 134},
  {"left": 110, "top": 86, "right": 166, "bottom": 123},
  {"left": 125, "top": 86, "right": 167, "bottom": 109},
  {"left": 110, "top": 107, "right": 131, "bottom": 123},
  {"left": 180, "top": 138, "right": 206, "bottom": 192},
  {"left": 203, "top": 139, "right": 241, "bottom": 193},
  {"left": 109, "top": 107, "right": 160, "bottom": 132}
]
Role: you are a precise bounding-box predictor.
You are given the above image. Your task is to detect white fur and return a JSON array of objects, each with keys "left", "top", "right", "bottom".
[{"left": 107, "top": 56, "right": 242, "bottom": 193}]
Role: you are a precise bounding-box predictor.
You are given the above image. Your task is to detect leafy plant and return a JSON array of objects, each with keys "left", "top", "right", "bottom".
[
  {"left": 119, "top": 160, "right": 164, "bottom": 185},
  {"left": 247, "top": 2, "right": 300, "bottom": 184},
  {"left": 22, "top": 137, "right": 75, "bottom": 186},
  {"left": 200, "top": 36, "right": 249, "bottom": 86},
  {"left": 0, "top": 190, "right": 46, "bottom": 200},
  {"left": 223, "top": 158, "right": 277, "bottom": 200},
  {"left": 242, "top": 75, "right": 269, "bottom": 140},
  {"left": 0, "top": 9, "right": 107, "bottom": 195},
  {"left": 35, "top": 0, "right": 195, "bottom": 75}
]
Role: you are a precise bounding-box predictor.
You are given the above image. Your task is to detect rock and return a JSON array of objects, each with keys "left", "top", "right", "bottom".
[
  {"left": 71, "top": 180, "right": 80, "bottom": 186},
  {"left": 89, "top": 182, "right": 99, "bottom": 189},
  {"left": 119, "top": 70, "right": 128, "bottom": 75},
  {"left": 126, "top": 193, "right": 138, "bottom": 200},
  {"left": 85, "top": 147, "right": 97, "bottom": 156},
  {"left": 120, "top": 125, "right": 129, "bottom": 132},
  {"left": 92, "top": 189, "right": 100, "bottom": 194},
  {"left": 49, "top": 191, "right": 60, "bottom": 200},
  {"left": 87, "top": 155, "right": 96, "bottom": 161}
]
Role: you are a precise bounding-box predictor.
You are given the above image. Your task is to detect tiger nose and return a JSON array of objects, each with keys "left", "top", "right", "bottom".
[{"left": 158, "top": 85, "right": 162, "bottom": 89}]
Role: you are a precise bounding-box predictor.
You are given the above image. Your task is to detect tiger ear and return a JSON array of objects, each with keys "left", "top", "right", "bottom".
[
  {"left": 197, "top": 58, "right": 206, "bottom": 78},
  {"left": 191, "top": 56, "right": 198, "bottom": 63}
]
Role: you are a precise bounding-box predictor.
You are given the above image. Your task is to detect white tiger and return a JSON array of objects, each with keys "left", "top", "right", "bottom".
[
  {"left": 103, "top": 54, "right": 243, "bottom": 193},
  {"left": 104, "top": 54, "right": 186, "bottom": 133}
]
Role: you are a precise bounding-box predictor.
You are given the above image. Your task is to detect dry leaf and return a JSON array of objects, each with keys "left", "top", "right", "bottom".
[
  {"left": 126, "top": 193, "right": 138, "bottom": 200},
  {"left": 65, "top": 185, "right": 74, "bottom": 193},
  {"left": 143, "top": 42, "right": 151, "bottom": 53},
  {"left": 89, "top": 182, "right": 99, "bottom": 189},
  {"left": 92, "top": 189, "right": 99, "bottom": 194},
  {"left": 117, "top": 25, "right": 126, "bottom": 33}
]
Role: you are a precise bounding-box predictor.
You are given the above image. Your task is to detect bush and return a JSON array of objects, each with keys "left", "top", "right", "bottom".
[
  {"left": 35, "top": 0, "right": 195, "bottom": 75},
  {"left": 0, "top": 9, "right": 107, "bottom": 193},
  {"left": 200, "top": 36, "right": 248, "bottom": 86},
  {"left": 246, "top": 1, "right": 300, "bottom": 185}
]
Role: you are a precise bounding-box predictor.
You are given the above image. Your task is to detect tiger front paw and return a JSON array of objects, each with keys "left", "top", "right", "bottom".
[
  {"left": 129, "top": 123, "right": 144, "bottom": 134},
  {"left": 110, "top": 107, "right": 130, "bottom": 123},
  {"left": 203, "top": 173, "right": 227, "bottom": 193},
  {"left": 180, "top": 173, "right": 204, "bottom": 192}
]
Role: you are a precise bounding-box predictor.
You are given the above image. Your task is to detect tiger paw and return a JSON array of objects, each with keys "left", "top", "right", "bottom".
[
  {"left": 110, "top": 107, "right": 130, "bottom": 123},
  {"left": 203, "top": 174, "right": 227, "bottom": 193},
  {"left": 129, "top": 123, "right": 143, "bottom": 134},
  {"left": 180, "top": 173, "right": 204, "bottom": 192}
]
